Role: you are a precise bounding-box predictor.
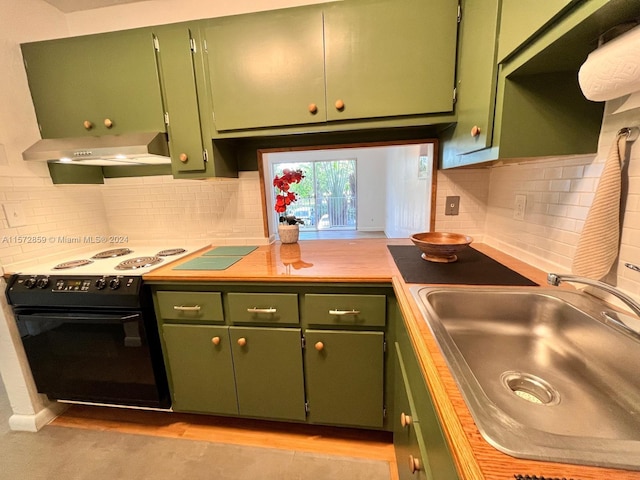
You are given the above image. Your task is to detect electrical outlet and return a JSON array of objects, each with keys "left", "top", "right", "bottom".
[
  {"left": 3, "top": 203, "right": 27, "bottom": 227},
  {"left": 514, "top": 194, "right": 526, "bottom": 221},
  {"left": 445, "top": 196, "right": 460, "bottom": 215}
]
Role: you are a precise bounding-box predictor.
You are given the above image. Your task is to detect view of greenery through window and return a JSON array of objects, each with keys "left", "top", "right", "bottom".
[{"left": 272, "top": 159, "right": 357, "bottom": 231}]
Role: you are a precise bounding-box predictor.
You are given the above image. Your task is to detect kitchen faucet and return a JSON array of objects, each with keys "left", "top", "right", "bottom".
[
  {"left": 547, "top": 273, "right": 640, "bottom": 317},
  {"left": 547, "top": 273, "right": 640, "bottom": 336}
]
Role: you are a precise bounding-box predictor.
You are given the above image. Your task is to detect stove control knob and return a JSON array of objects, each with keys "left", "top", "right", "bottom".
[
  {"left": 23, "top": 277, "right": 37, "bottom": 289},
  {"left": 95, "top": 277, "right": 107, "bottom": 290},
  {"left": 36, "top": 277, "right": 50, "bottom": 289},
  {"left": 109, "top": 277, "right": 121, "bottom": 290}
]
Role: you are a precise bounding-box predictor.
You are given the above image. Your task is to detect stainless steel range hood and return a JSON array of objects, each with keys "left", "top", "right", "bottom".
[{"left": 22, "top": 132, "right": 171, "bottom": 166}]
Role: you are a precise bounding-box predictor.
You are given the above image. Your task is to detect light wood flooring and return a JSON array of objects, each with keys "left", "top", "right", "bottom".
[{"left": 52, "top": 404, "right": 399, "bottom": 480}]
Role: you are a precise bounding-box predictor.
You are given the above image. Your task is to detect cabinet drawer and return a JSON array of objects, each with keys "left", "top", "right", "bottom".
[
  {"left": 304, "top": 294, "right": 386, "bottom": 327},
  {"left": 227, "top": 293, "right": 299, "bottom": 325},
  {"left": 156, "top": 291, "right": 224, "bottom": 323}
]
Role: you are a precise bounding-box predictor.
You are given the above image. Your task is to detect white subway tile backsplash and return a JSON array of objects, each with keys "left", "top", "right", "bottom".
[{"left": 548, "top": 179, "right": 572, "bottom": 192}]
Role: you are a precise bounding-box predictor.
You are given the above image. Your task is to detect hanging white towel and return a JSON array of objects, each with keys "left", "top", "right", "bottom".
[{"left": 571, "top": 133, "right": 627, "bottom": 279}]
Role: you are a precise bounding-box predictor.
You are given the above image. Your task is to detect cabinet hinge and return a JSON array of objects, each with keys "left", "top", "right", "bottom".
[
  {"left": 453, "top": 87, "right": 457, "bottom": 105},
  {"left": 153, "top": 35, "right": 160, "bottom": 52},
  {"left": 305, "top": 401, "right": 310, "bottom": 415},
  {"left": 383, "top": 406, "right": 387, "bottom": 419},
  {"left": 203, "top": 39, "right": 208, "bottom": 53},
  {"left": 190, "top": 37, "right": 197, "bottom": 53},
  {"left": 457, "top": 2, "right": 462, "bottom": 23},
  {"left": 383, "top": 339, "right": 387, "bottom": 353},
  {"left": 301, "top": 336, "right": 306, "bottom": 349},
  {"left": 203, "top": 149, "right": 209, "bottom": 163},
  {"left": 164, "top": 112, "right": 170, "bottom": 126}
]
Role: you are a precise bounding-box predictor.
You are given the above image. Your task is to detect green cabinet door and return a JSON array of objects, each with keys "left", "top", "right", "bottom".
[
  {"left": 394, "top": 343, "right": 430, "bottom": 480},
  {"left": 323, "top": 0, "right": 458, "bottom": 122},
  {"left": 441, "top": 0, "right": 500, "bottom": 166},
  {"left": 21, "top": 29, "right": 165, "bottom": 139},
  {"left": 497, "top": 0, "right": 576, "bottom": 62},
  {"left": 154, "top": 24, "right": 208, "bottom": 174},
  {"left": 162, "top": 324, "right": 238, "bottom": 415},
  {"left": 394, "top": 320, "right": 460, "bottom": 479},
  {"left": 229, "top": 326, "right": 306, "bottom": 421},
  {"left": 304, "top": 330, "right": 384, "bottom": 428},
  {"left": 204, "top": 6, "right": 326, "bottom": 131}
]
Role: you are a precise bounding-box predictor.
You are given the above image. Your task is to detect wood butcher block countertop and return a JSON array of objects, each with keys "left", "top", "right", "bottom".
[{"left": 144, "top": 239, "right": 640, "bottom": 480}]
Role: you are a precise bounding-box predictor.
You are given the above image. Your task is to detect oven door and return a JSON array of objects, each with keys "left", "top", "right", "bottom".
[{"left": 15, "top": 309, "right": 170, "bottom": 409}]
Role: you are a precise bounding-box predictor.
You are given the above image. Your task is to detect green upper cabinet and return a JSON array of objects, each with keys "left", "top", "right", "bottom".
[
  {"left": 205, "top": 6, "right": 326, "bottom": 131},
  {"left": 323, "top": 0, "right": 457, "bottom": 122},
  {"left": 442, "top": 0, "right": 640, "bottom": 168},
  {"left": 497, "top": 0, "right": 577, "bottom": 63},
  {"left": 153, "top": 23, "right": 238, "bottom": 179},
  {"left": 21, "top": 29, "right": 165, "bottom": 139},
  {"left": 204, "top": 0, "right": 458, "bottom": 133},
  {"left": 441, "top": 0, "right": 500, "bottom": 162}
]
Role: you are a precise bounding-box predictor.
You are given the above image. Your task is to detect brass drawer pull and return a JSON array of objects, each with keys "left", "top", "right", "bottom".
[
  {"left": 329, "top": 309, "right": 360, "bottom": 315},
  {"left": 173, "top": 305, "right": 201, "bottom": 312},
  {"left": 247, "top": 307, "right": 277, "bottom": 314}
]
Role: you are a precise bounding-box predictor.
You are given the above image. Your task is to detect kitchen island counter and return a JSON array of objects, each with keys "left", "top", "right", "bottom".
[{"left": 143, "top": 239, "right": 640, "bottom": 480}]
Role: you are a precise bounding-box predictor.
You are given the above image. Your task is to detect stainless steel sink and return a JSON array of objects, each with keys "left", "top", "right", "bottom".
[{"left": 410, "top": 286, "right": 640, "bottom": 470}]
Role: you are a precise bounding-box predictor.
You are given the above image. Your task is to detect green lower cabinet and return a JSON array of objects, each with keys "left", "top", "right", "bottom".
[
  {"left": 229, "top": 326, "right": 306, "bottom": 421},
  {"left": 304, "top": 330, "right": 384, "bottom": 428},
  {"left": 393, "top": 335, "right": 460, "bottom": 480},
  {"left": 162, "top": 324, "right": 238, "bottom": 415},
  {"left": 394, "top": 343, "right": 431, "bottom": 480}
]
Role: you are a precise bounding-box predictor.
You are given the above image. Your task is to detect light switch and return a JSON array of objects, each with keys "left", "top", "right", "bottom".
[{"left": 3, "top": 203, "right": 27, "bottom": 227}]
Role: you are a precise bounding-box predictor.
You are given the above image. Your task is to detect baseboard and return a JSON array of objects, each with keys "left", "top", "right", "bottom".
[{"left": 9, "top": 402, "right": 68, "bottom": 432}]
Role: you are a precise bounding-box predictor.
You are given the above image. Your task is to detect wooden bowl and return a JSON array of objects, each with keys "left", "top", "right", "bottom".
[{"left": 410, "top": 232, "right": 473, "bottom": 263}]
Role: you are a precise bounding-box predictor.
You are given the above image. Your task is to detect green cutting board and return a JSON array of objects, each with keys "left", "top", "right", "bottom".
[
  {"left": 203, "top": 246, "right": 257, "bottom": 256},
  {"left": 173, "top": 256, "right": 243, "bottom": 270}
]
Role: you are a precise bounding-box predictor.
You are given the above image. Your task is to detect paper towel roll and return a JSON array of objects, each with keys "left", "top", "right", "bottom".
[{"left": 579, "top": 24, "right": 640, "bottom": 101}]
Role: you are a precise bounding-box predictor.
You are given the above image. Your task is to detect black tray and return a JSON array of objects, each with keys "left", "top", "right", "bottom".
[{"left": 388, "top": 245, "right": 538, "bottom": 286}]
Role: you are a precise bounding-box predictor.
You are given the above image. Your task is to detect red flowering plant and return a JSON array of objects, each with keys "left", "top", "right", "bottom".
[{"left": 273, "top": 168, "right": 305, "bottom": 225}]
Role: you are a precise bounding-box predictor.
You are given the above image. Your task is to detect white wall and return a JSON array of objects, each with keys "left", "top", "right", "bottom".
[
  {"left": 384, "top": 143, "right": 434, "bottom": 238},
  {"left": 0, "top": 0, "right": 73, "bottom": 432}
]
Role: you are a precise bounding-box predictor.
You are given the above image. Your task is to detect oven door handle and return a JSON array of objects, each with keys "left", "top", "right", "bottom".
[{"left": 17, "top": 313, "right": 141, "bottom": 323}]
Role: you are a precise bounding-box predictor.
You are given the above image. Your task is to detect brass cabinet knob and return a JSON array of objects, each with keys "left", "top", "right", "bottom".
[
  {"left": 471, "top": 125, "right": 481, "bottom": 137},
  {"left": 83, "top": 120, "right": 93, "bottom": 130},
  {"left": 104, "top": 118, "right": 113, "bottom": 128},
  {"left": 314, "top": 341, "right": 324, "bottom": 351},
  {"left": 179, "top": 153, "right": 188, "bottom": 163},
  {"left": 409, "top": 454, "right": 421, "bottom": 473},
  {"left": 308, "top": 103, "right": 318, "bottom": 114},
  {"left": 334, "top": 99, "right": 345, "bottom": 111},
  {"left": 400, "top": 412, "right": 412, "bottom": 427},
  {"left": 237, "top": 337, "right": 247, "bottom": 347},
  {"left": 211, "top": 336, "right": 221, "bottom": 346}
]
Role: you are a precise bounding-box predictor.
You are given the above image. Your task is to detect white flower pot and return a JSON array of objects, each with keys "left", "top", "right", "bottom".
[{"left": 278, "top": 224, "right": 299, "bottom": 244}]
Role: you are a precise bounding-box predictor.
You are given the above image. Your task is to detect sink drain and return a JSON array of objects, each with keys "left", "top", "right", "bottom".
[{"left": 501, "top": 371, "right": 560, "bottom": 405}]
